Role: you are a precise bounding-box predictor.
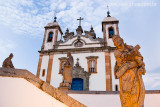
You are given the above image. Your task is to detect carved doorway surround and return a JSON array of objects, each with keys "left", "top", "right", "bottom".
[{"left": 72, "top": 58, "right": 91, "bottom": 91}]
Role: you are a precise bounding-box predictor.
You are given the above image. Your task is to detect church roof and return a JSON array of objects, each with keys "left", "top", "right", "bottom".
[
  {"left": 45, "top": 21, "right": 63, "bottom": 35},
  {"left": 45, "top": 21, "right": 60, "bottom": 27},
  {"left": 102, "top": 17, "right": 119, "bottom": 23}
]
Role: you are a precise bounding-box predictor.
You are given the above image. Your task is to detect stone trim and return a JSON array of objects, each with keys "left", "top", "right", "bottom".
[
  {"left": 46, "top": 54, "right": 54, "bottom": 84},
  {"left": 45, "top": 26, "right": 63, "bottom": 35},
  {"left": 102, "top": 24, "right": 107, "bottom": 47},
  {"left": 67, "top": 90, "right": 160, "bottom": 94},
  {"left": 0, "top": 68, "right": 86, "bottom": 107},
  {"left": 102, "top": 21, "right": 119, "bottom": 32},
  {"left": 36, "top": 54, "right": 43, "bottom": 77},
  {"left": 41, "top": 30, "right": 47, "bottom": 50},
  {"left": 116, "top": 23, "right": 119, "bottom": 35},
  {"left": 53, "top": 30, "right": 58, "bottom": 45},
  {"left": 105, "top": 52, "right": 112, "bottom": 91}
]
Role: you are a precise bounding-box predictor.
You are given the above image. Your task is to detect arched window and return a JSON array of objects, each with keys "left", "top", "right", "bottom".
[
  {"left": 109, "top": 27, "right": 114, "bottom": 38},
  {"left": 47, "top": 32, "right": 53, "bottom": 42},
  {"left": 115, "top": 84, "right": 118, "bottom": 91}
]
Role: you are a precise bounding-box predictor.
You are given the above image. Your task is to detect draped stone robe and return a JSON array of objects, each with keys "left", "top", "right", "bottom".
[{"left": 114, "top": 44, "right": 145, "bottom": 107}]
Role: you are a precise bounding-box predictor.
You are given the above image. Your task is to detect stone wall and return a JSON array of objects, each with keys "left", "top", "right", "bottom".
[{"left": 0, "top": 68, "right": 86, "bottom": 107}]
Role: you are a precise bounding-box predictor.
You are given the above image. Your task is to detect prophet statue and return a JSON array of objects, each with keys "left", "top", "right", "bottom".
[
  {"left": 2, "top": 53, "right": 15, "bottom": 69},
  {"left": 62, "top": 52, "right": 74, "bottom": 83},
  {"left": 113, "top": 35, "right": 146, "bottom": 107}
]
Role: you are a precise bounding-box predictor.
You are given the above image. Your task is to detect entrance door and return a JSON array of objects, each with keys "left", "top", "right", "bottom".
[{"left": 71, "top": 78, "right": 83, "bottom": 90}]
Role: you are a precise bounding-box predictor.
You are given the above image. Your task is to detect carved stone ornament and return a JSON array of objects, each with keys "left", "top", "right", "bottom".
[
  {"left": 72, "top": 58, "right": 91, "bottom": 90},
  {"left": 113, "top": 35, "right": 146, "bottom": 107}
]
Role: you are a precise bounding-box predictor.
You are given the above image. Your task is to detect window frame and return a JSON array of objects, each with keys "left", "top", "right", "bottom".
[
  {"left": 47, "top": 32, "right": 54, "bottom": 42},
  {"left": 86, "top": 56, "right": 98, "bottom": 73},
  {"left": 108, "top": 27, "right": 114, "bottom": 38}
]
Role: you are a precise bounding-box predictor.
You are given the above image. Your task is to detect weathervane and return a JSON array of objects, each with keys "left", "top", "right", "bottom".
[
  {"left": 107, "top": 5, "right": 111, "bottom": 17},
  {"left": 77, "top": 17, "right": 84, "bottom": 26}
]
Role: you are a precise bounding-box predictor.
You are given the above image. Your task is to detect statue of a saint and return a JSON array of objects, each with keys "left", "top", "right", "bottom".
[
  {"left": 113, "top": 35, "right": 146, "bottom": 107},
  {"left": 62, "top": 52, "right": 74, "bottom": 83},
  {"left": 2, "top": 53, "right": 15, "bottom": 68}
]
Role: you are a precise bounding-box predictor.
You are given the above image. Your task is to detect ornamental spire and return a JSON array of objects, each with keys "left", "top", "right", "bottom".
[{"left": 107, "top": 5, "right": 111, "bottom": 17}]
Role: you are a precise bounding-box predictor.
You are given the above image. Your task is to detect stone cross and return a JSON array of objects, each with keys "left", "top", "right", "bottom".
[{"left": 77, "top": 17, "right": 83, "bottom": 26}]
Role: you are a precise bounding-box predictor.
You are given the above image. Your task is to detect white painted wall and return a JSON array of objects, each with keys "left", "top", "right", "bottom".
[
  {"left": 105, "top": 24, "right": 117, "bottom": 47},
  {"left": 50, "top": 52, "right": 106, "bottom": 91},
  {"left": 110, "top": 52, "right": 119, "bottom": 91},
  {"left": 57, "top": 30, "right": 62, "bottom": 41},
  {"left": 39, "top": 55, "right": 49, "bottom": 81},
  {"left": 69, "top": 93, "right": 160, "bottom": 107},
  {"left": 0, "top": 77, "right": 68, "bottom": 107}
]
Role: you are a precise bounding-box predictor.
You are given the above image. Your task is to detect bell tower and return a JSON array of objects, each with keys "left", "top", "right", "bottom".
[
  {"left": 41, "top": 17, "right": 63, "bottom": 51},
  {"left": 37, "top": 17, "right": 63, "bottom": 84},
  {"left": 102, "top": 8, "right": 120, "bottom": 91},
  {"left": 102, "top": 9, "right": 119, "bottom": 47}
]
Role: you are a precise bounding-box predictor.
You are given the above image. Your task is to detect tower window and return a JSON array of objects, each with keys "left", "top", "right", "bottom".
[
  {"left": 109, "top": 27, "right": 114, "bottom": 38},
  {"left": 115, "top": 84, "right": 118, "bottom": 91},
  {"left": 42, "top": 69, "right": 45, "bottom": 77},
  {"left": 47, "top": 32, "right": 53, "bottom": 42}
]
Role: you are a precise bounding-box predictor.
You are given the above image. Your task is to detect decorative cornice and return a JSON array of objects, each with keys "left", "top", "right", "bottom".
[
  {"left": 86, "top": 56, "right": 99, "bottom": 59},
  {"left": 39, "top": 46, "right": 116, "bottom": 54}
]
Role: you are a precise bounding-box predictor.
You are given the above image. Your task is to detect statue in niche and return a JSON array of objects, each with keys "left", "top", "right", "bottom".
[
  {"left": 112, "top": 35, "right": 146, "bottom": 107},
  {"left": 62, "top": 52, "right": 74, "bottom": 84},
  {"left": 2, "top": 53, "right": 15, "bottom": 69}
]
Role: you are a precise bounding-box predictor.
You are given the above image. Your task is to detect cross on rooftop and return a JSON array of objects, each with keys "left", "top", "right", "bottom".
[{"left": 77, "top": 17, "right": 84, "bottom": 26}]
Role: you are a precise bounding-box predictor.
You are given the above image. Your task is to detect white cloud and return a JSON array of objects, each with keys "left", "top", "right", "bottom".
[{"left": 0, "top": 40, "right": 16, "bottom": 54}]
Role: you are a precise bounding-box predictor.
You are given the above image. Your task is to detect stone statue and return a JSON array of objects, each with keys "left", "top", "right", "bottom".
[
  {"left": 62, "top": 52, "right": 74, "bottom": 83},
  {"left": 2, "top": 53, "right": 15, "bottom": 68},
  {"left": 113, "top": 35, "right": 146, "bottom": 107}
]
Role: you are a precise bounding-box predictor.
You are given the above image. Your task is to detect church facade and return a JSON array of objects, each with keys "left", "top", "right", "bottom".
[{"left": 36, "top": 13, "right": 120, "bottom": 91}]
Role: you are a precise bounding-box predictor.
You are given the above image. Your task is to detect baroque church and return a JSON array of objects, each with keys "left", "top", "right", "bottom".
[{"left": 36, "top": 12, "right": 120, "bottom": 91}]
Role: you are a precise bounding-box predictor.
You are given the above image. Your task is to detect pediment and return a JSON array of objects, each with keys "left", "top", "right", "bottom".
[{"left": 55, "top": 35, "right": 104, "bottom": 49}]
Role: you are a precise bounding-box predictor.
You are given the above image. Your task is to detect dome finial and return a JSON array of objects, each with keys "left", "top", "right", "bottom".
[
  {"left": 107, "top": 5, "right": 111, "bottom": 17},
  {"left": 54, "top": 10, "right": 57, "bottom": 22}
]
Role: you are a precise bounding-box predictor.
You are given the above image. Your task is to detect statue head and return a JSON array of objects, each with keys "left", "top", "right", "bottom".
[
  {"left": 112, "top": 35, "right": 124, "bottom": 48},
  {"left": 67, "top": 52, "right": 71, "bottom": 57},
  {"left": 9, "top": 53, "right": 13, "bottom": 59}
]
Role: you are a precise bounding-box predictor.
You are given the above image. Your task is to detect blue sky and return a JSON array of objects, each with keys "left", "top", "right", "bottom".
[{"left": 0, "top": 0, "right": 160, "bottom": 90}]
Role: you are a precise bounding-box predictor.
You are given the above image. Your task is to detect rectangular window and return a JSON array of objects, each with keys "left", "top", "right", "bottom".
[
  {"left": 86, "top": 56, "right": 98, "bottom": 73},
  {"left": 89, "top": 60, "right": 95, "bottom": 73}
]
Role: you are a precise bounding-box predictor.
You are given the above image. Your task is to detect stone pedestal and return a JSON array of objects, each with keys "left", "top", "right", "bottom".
[
  {"left": 58, "top": 65, "right": 72, "bottom": 91},
  {"left": 58, "top": 82, "right": 71, "bottom": 91}
]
